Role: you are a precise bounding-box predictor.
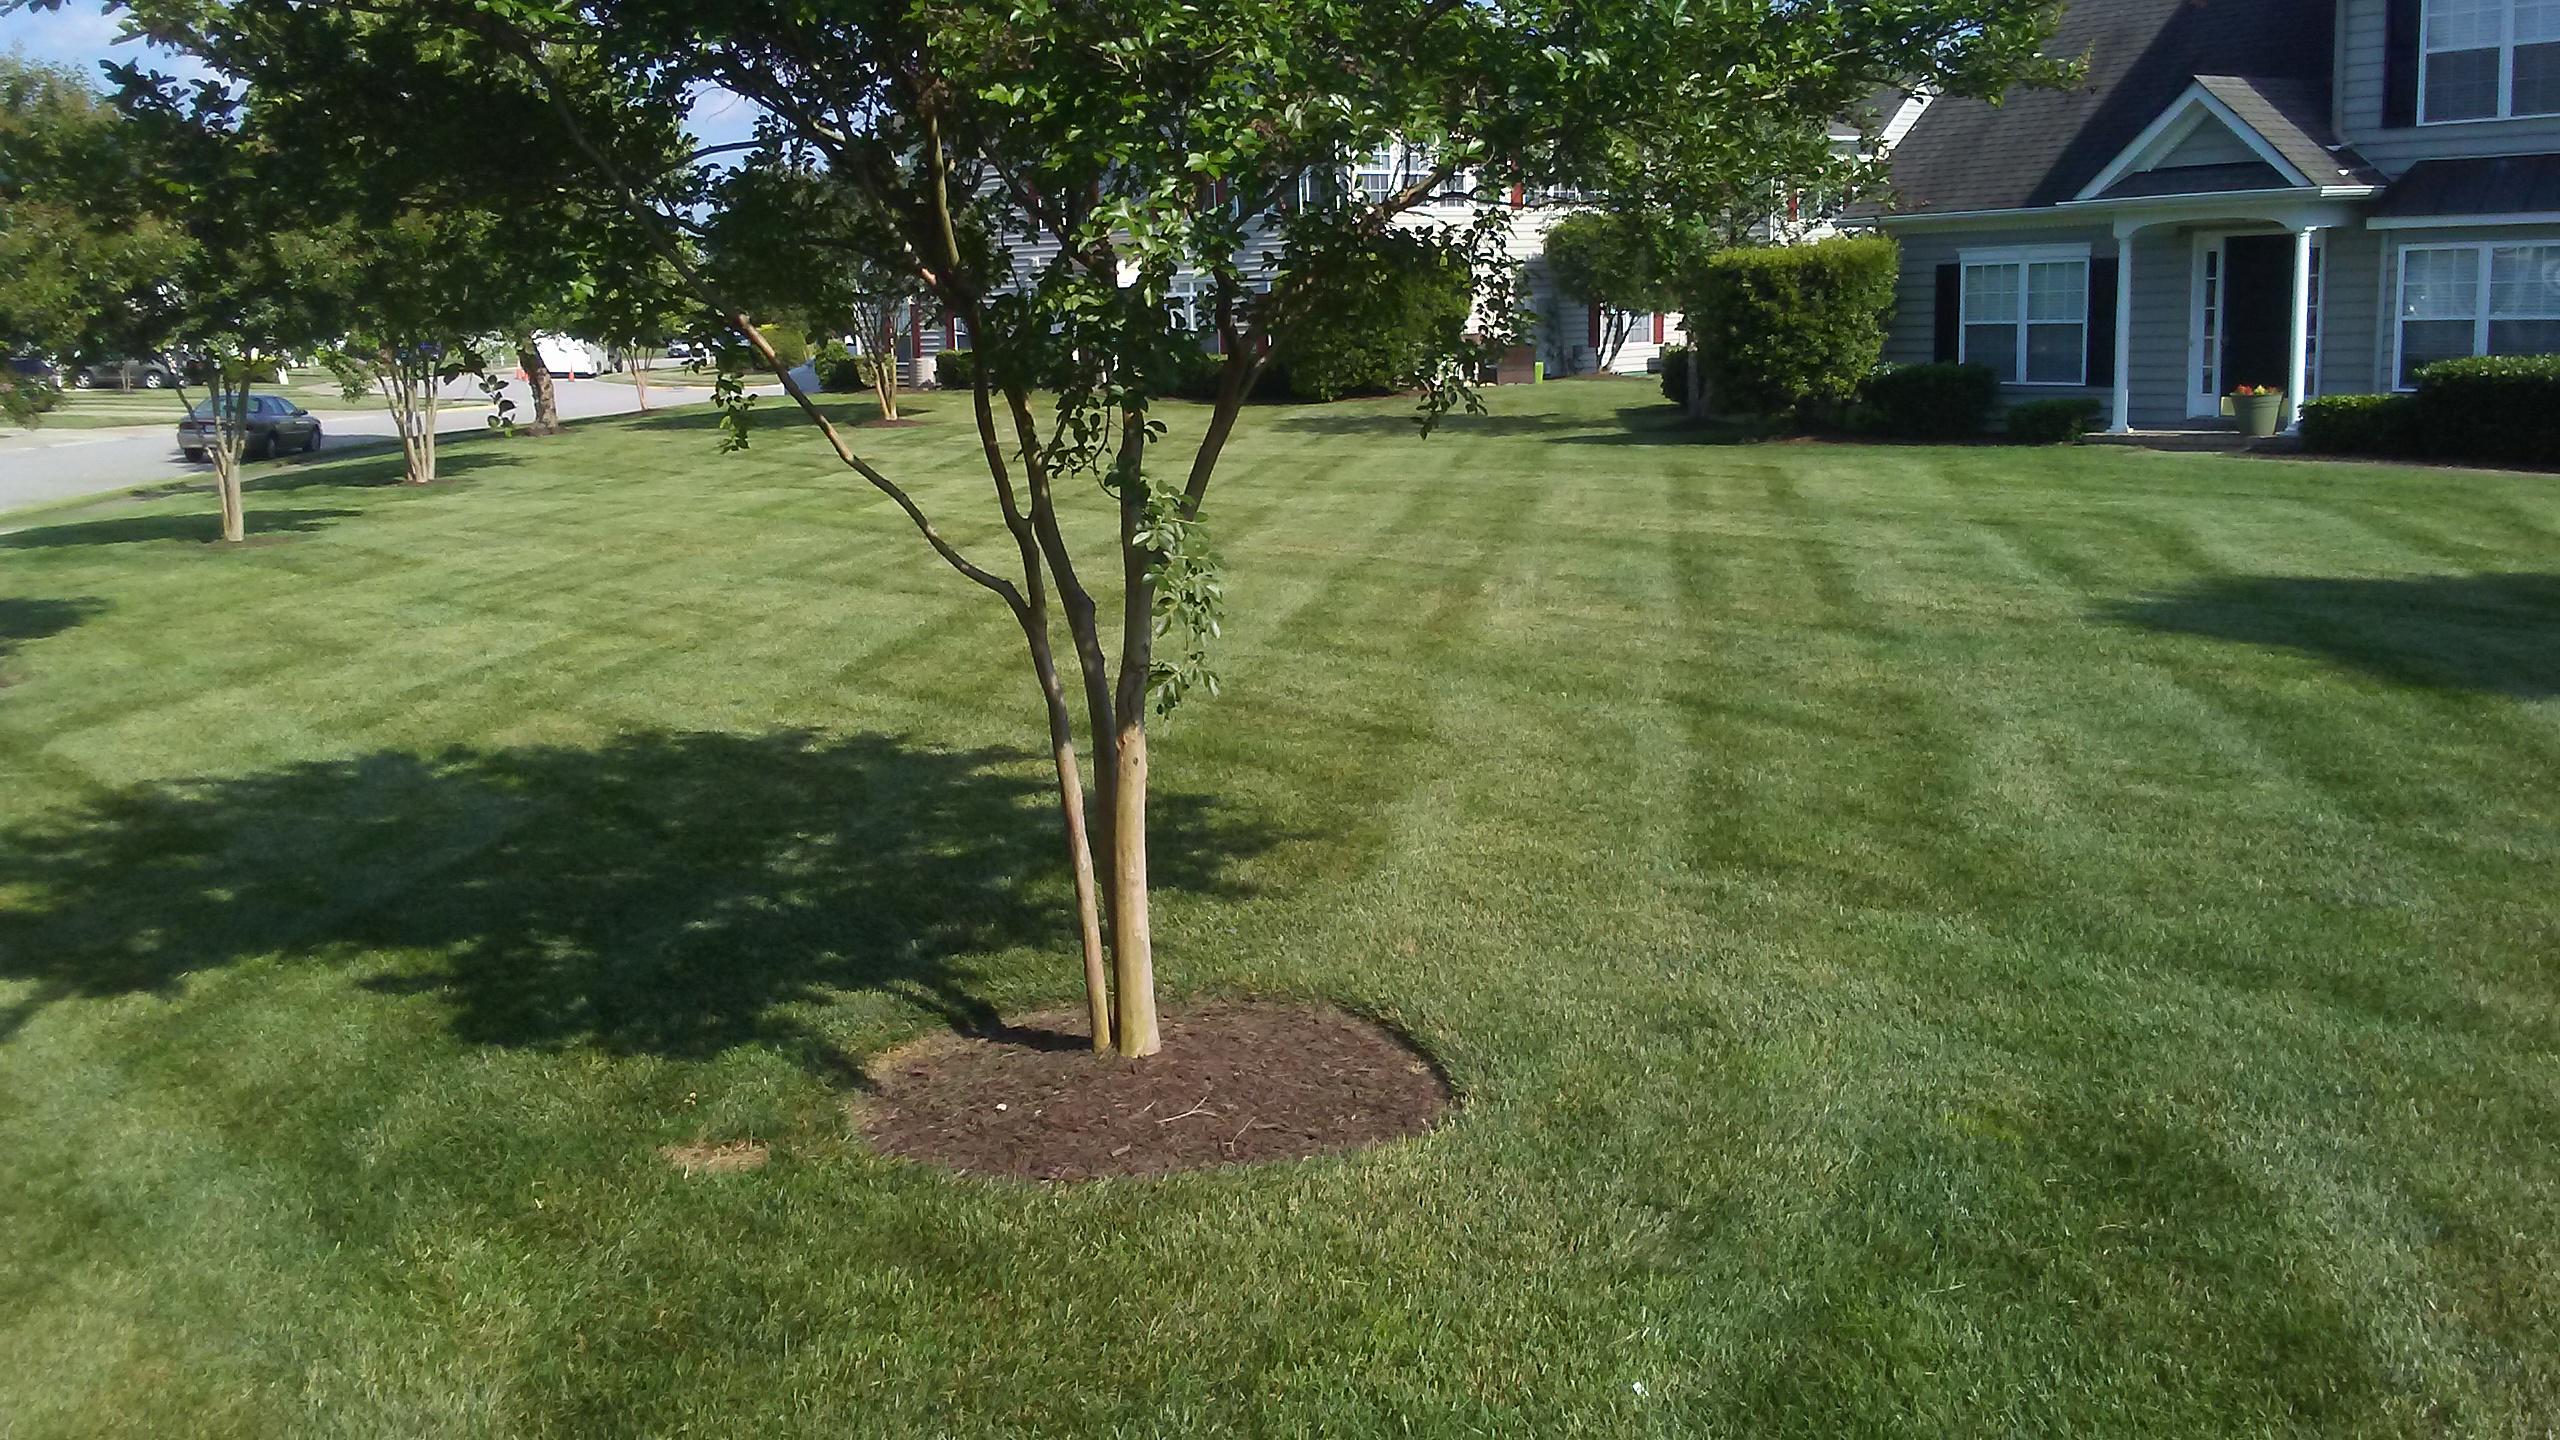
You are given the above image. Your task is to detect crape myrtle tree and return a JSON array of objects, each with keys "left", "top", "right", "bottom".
[
  {"left": 318, "top": 208, "right": 522, "bottom": 484},
  {"left": 101, "top": 0, "right": 2066, "bottom": 1057},
  {"left": 1542, "top": 209, "right": 1691, "bottom": 374},
  {"left": 702, "top": 164, "right": 932, "bottom": 424}
]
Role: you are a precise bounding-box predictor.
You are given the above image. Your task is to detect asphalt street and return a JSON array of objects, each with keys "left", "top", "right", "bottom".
[{"left": 0, "top": 373, "right": 727, "bottom": 518}]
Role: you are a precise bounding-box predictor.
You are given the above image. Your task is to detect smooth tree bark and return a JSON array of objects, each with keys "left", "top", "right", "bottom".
[
  {"left": 514, "top": 333, "right": 563, "bottom": 434},
  {"left": 174, "top": 361, "right": 256, "bottom": 543}
]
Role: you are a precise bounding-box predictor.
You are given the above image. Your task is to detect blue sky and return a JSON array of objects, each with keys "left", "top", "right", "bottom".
[{"left": 4, "top": 1, "right": 758, "bottom": 149}]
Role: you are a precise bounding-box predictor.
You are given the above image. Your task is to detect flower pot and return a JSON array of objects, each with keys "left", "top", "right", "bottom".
[{"left": 2234, "top": 392, "right": 2287, "bottom": 438}]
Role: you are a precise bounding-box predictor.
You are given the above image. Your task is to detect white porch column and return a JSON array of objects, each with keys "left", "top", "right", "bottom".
[
  {"left": 2109, "top": 219, "right": 2140, "bottom": 434},
  {"left": 2285, "top": 224, "right": 2319, "bottom": 431}
]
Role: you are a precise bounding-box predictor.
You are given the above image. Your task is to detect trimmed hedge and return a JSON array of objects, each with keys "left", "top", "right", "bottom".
[
  {"left": 2007, "top": 396, "right": 2101, "bottom": 445},
  {"left": 936, "top": 348, "right": 975, "bottom": 390},
  {"left": 1863, "top": 362, "right": 1998, "bottom": 440},
  {"left": 1687, "top": 235, "right": 1898, "bottom": 419},
  {"left": 2299, "top": 393, "right": 2419, "bottom": 456},
  {"left": 814, "top": 340, "right": 871, "bottom": 393},
  {"left": 1657, "top": 344, "right": 1691, "bottom": 406},
  {"left": 2300, "top": 357, "right": 2560, "bottom": 466},
  {"left": 1273, "top": 250, "right": 1472, "bottom": 402},
  {"left": 2411, "top": 354, "right": 2560, "bottom": 467}
]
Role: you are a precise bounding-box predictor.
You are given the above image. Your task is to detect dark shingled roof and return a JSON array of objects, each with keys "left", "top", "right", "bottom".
[
  {"left": 2374, "top": 155, "right": 2560, "bottom": 218},
  {"left": 1881, "top": 0, "right": 2339, "bottom": 215}
]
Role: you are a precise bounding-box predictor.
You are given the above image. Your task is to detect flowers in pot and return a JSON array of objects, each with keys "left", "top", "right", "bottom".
[{"left": 2230, "top": 383, "right": 2288, "bottom": 438}]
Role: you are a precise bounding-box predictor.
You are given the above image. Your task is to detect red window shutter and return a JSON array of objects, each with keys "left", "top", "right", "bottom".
[
  {"left": 1587, "top": 305, "right": 1601, "bottom": 348},
  {"left": 1652, "top": 313, "right": 1665, "bottom": 344},
  {"left": 1510, "top": 183, "right": 1525, "bottom": 209}
]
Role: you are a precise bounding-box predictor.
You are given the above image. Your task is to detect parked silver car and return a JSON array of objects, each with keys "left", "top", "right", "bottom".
[{"left": 178, "top": 394, "right": 323, "bottom": 462}]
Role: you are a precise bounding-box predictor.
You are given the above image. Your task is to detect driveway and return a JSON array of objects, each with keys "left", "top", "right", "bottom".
[{"left": 0, "top": 373, "right": 726, "bottom": 518}]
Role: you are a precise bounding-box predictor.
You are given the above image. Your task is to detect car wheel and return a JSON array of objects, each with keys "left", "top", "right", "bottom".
[
  {"left": 302, "top": 426, "right": 322, "bottom": 454},
  {"left": 74, "top": 373, "right": 94, "bottom": 389},
  {"left": 142, "top": 372, "right": 167, "bottom": 389},
  {"left": 183, "top": 448, "right": 207, "bottom": 463}
]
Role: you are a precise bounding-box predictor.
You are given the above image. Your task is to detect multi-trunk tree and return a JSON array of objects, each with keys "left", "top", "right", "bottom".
[
  {"left": 85, "top": 0, "right": 2068, "bottom": 1055},
  {"left": 1543, "top": 210, "right": 1692, "bottom": 374}
]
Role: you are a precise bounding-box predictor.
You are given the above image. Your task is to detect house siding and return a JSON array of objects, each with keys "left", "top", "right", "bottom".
[
  {"left": 2338, "top": 0, "right": 2560, "bottom": 173},
  {"left": 2319, "top": 224, "right": 2389, "bottom": 396}
]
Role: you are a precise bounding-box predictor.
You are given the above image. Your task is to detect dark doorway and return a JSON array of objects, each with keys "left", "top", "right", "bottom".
[{"left": 2221, "top": 234, "right": 2297, "bottom": 395}]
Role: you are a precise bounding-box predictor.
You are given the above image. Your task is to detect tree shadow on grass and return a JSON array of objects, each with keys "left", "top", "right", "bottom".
[
  {"left": 2100, "top": 572, "right": 2560, "bottom": 699},
  {"left": 1269, "top": 401, "right": 1774, "bottom": 447},
  {"left": 619, "top": 397, "right": 934, "bottom": 437},
  {"left": 245, "top": 445, "right": 525, "bottom": 495},
  {"left": 0, "top": 507, "right": 361, "bottom": 550},
  {"left": 0, "top": 596, "right": 104, "bottom": 678},
  {"left": 0, "top": 731, "right": 1282, "bottom": 1076}
]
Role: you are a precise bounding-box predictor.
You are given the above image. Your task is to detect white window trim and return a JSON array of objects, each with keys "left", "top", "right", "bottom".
[
  {"left": 2390, "top": 238, "right": 2560, "bottom": 388},
  {"left": 1958, "top": 243, "right": 2093, "bottom": 387},
  {"left": 2419, "top": 0, "right": 2560, "bottom": 124}
]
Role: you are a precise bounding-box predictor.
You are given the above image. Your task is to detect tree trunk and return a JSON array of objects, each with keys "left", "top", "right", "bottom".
[
  {"left": 515, "top": 336, "right": 562, "bottom": 436},
  {"left": 1106, "top": 444, "right": 1161, "bottom": 1059},
  {"left": 1026, "top": 615, "right": 1112, "bottom": 1051},
  {"left": 1108, "top": 719, "right": 1159, "bottom": 1057},
  {"left": 213, "top": 448, "right": 245, "bottom": 544},
  {"left": 206, "top": 380, "right": 247, "bottom": 544},
  {"left": 1685, "top": 321, "right": 1708, "bottom": 419},
  {"left": 634, "top": 349, "right": 654, "bottom": 412},
  {"left": 418, "top": 382, "right": 439, "bottom": 484}
]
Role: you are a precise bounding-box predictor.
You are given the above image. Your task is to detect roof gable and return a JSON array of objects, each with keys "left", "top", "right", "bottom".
[{"left": 2073, "top": 78, "right": 2384, "bottom": 203}]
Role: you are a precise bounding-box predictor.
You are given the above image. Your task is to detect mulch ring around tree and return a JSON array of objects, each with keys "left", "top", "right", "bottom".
[{"left": 859, "top": 1000, "right": 1453, "bottom": 1182}]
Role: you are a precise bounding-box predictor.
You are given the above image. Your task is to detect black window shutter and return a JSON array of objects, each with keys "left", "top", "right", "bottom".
[
  {"left": 2385, "top": 0, "right": 2421, "bottom": 127},
  {"left": 2086, "top": 257, "right": 2120, "bottom": 388},
  {"left": 1933, "top": 263, "right": 1961, "bottom": 362}
]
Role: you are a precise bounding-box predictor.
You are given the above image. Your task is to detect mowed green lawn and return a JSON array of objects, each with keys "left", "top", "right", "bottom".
[{"left": 1, "top": 381, "right": 2555, "bottom": 1436}]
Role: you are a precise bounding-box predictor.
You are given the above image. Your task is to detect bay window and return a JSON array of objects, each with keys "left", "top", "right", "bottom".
[
  {"left": 2395, "top": 241, "right": 2560, "bottom": 387},
  {"left": 1961, "top": 245, "right": 2090, "bottom": 385},
  {"left": 2422, "top": 0, "right": 2560, "bottom": 122}
]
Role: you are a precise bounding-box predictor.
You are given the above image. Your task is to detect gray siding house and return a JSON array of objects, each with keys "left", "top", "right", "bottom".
[{"left": 1872, "top": 0, "right": 2560, "bottom": 433}]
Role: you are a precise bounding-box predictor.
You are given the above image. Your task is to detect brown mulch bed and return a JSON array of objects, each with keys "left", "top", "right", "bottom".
[{"left": 860, "top": 1001, "right": 1451, "bottom": 1181}]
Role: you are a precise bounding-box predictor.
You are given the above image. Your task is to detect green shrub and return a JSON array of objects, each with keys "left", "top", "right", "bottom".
[
  {"left": 1657, "top": 344, "right": 1691, "bottom": 406},
  {"left": 2411, "top": 354, "right": 2560, "bottom": 467},
  {"left": 1863, "top": 362, "right": 1998, "bottom": 440},
  {"left": 2299, "top": 393, "right": 2420, "bottom": 456},
  {"left": 1687, "top": 235, "right": 1898, "bottom": 420},
  {"left": 814, "top": 340, "right": 870, "bottom": 393},
  {"left": 2006, "top": 396, "right": 2100, "bottom": 445},
  {"left": 760, "top": 323, "right": 810, "bottom": 371},
  {"left": 1272, "top": 246, "right": 1473, "bottom": 402},
  {"left": 936, "top": 348, "right": 975, "bottom": 390}
]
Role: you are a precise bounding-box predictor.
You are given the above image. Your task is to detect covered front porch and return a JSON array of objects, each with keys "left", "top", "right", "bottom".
[{"left": 2092, "top": 194, "right": 2369, "bottom": 435}]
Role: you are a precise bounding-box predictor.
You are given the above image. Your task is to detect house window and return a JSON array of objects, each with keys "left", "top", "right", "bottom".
[
  {"left": 1356, "top": 148, "right": 1395, "bottom": 204},
  {"left": 1961, "top": 245, "right": 2090, "bottom": 385},
  {"left": 2305, "top": 243, "right": 2325, "bottom": 398},
  {"left": 2395, "top": 241, "right": 2560, "bottom": 387},
  {"left": 2422, "top": 0, "right": 2560, "bottom": 121}
]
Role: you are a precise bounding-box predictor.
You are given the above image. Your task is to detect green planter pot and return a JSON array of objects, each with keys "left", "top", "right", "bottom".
[{"left": 2235, "top": 392, "right": 2288, "bottom": 438}]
